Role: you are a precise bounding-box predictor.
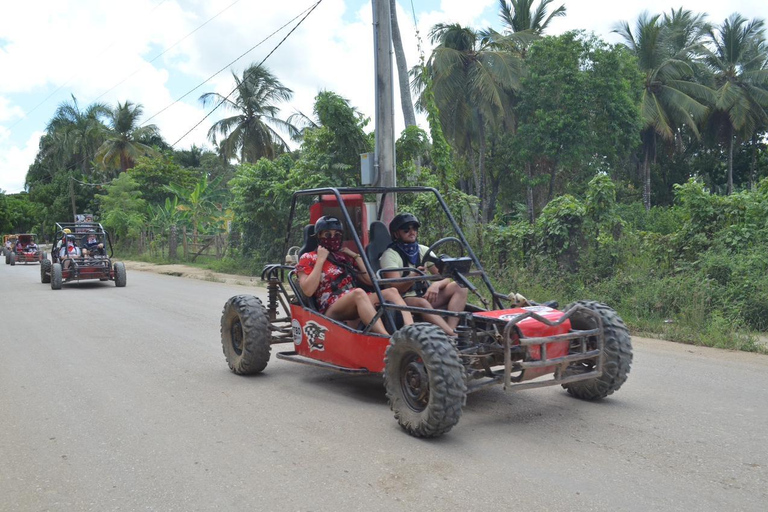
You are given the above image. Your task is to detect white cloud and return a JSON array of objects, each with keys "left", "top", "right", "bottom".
[{"left": 0, "top": 130, "right": 42, "bottom": 193}]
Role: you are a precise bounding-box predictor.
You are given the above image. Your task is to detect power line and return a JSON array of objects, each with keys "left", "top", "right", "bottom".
[
  {"left": 90, "top": 0, "right": 244, "bottom": 104},
  {"left": 170, "top": 0, "right": 324, "bottom": 148},
  {"left": 142, "top": 0, "right": 321, "bottom": 128}
]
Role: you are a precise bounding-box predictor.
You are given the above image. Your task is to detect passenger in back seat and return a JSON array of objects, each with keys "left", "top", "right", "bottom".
[{"left": 297, "top": 216, "right": 413, "bottom": 335}]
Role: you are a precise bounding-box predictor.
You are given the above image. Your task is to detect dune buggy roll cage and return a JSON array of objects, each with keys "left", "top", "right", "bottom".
[
  {"left": 266, "top": 187, "right": 512, "bottom": 332},
  {"left": 54, "top": 222, "right": 114, "bottom": 259}
]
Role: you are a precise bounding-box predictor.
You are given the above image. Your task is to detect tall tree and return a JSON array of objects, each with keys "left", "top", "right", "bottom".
[
  {"left": 419, "top": 23, "right": 523, "bottom": 221},
  {"left": 614, "top": 10, "right": 713, "bottom": 209},
  {"left": 46, "top": 95, "right": 110, "bottom": 174},
  {"left": 200, "top": 63, "right": 295, "bottom": 163},
  {"left": 498, "top": 0, "right": 565, "bottom": 36},
  {"left": 95, "top": 101, "right": 160, "bottom": 176},
  {"left": 389, "top": 0, "right": 416, "bottom": 127},
  {"left": 704, "top": 13, "right": 768, "bottom": 194}
]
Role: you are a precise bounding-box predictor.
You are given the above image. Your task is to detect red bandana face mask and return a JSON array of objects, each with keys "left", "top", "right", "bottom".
[{"left": 318, "top": 233, "right": 343, "bottom": 252}]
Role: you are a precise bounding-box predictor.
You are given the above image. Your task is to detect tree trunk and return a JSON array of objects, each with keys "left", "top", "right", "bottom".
[
  {"left": 478, "top": 124, "right": 490, "bottom": 222},
  {"left": 390, "top": 0, "right": 416, "bottom": 128},
  {"left": 547, "top": 163, "right": 557, "bottom": 202},
  {"left": 169, "top": 224, "right": 177, "bottom": 261},
  {"left": 69, "top": 176, "right": 77, "bottom": 221},
  {"left": 642, "top": 146, "right": 651, "bottom": 211},
  {"left": 525, "top": 162, "right": 535, "bottom": 224},
  {"left": 750, "top": 133, "right": 757, "bottom": 190},
  {"left": 727, "top": 125, "right": 734, "bottom": 195}
]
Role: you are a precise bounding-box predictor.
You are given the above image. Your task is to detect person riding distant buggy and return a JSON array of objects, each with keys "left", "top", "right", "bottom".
[
  {"left": 6, "top": 233, "right": 44, "bottom": 265},
  {"left": 42, "top": 222, "right": 126, "bottom": 289}
]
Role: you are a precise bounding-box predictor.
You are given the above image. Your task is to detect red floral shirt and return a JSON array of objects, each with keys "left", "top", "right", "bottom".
[{"left": 296, "top": 251, "right": 356, "bottom": 313}]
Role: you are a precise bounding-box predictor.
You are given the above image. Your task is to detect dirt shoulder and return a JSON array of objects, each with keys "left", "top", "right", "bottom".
[{"left": 122, "top": 260, "right": 265, "bottom": 288}]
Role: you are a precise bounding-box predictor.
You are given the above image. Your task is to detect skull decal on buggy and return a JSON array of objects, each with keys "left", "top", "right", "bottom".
[{"left": 303, "top": 321, "right": 328, "bottom": 352}]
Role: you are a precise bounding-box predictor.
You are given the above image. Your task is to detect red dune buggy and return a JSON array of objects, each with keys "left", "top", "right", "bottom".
[
  {"left": 220, "top": 187, "right": 633, "bottom": 437},
  {"left": 6, "top": 234, "right": 45, "bottom": 265},
  {"left": 41, "top": 222, "right": 126, "bottom": 289}
]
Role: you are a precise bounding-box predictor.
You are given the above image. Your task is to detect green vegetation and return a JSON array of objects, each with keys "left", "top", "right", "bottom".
[{"left": 2, "top": 5, "right": 768, "bottom": 352}]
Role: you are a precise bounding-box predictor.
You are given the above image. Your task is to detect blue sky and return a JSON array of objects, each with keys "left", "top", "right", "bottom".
[{"left": 1, "top": 0, "right": 764, "bottom": 194}]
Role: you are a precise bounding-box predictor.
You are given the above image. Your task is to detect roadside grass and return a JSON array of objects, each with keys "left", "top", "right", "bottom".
[{"left": 123, "top": 250, "right": 768, "bottom": 354}]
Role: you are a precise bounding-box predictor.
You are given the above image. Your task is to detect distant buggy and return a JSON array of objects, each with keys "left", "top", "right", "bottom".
[
  {"left": 5, "top": 234, "right": 45, "bottom": 265},
  {"left": 220, "top": 187, "right": 633, "bottom": 437},
  {"left": 41, "top": 222, "right": 126, "bottom": 289}
]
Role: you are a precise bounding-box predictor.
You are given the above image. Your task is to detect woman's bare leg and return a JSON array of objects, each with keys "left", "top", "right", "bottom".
[
  {"left": 326, "top": 288, "right": 388, "bottom": 334},
  {"left": 405, "top": 296, "right": 455, "bottom": 335}
]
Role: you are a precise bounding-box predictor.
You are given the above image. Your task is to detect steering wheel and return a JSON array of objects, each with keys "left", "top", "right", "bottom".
[{"left": 421, "top": 237, "right": 465, "bottom": 269}]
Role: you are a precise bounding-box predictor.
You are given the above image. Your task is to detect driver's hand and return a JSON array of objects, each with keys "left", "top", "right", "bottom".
[
  {"left": 424, "top": 283, "right": 440, "bottom": 303},
  {"left": 316, "top": 245, "right": 329, "bottom": 261}
]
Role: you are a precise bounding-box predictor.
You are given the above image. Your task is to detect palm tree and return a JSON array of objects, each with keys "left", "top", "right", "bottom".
[
  {"left": 95, "top": 101, "right": 160, "bottom": 176},
  {"left": 419, "top": 23, "right": 523, "bottom": 221},
  {"left": 614, "top": 11, "right": 713, "bottom": 209},
  {"left": 46, "top": 95, "right": 110, "bottom": 174},
  {"left": 498, "top": 0, "right": 565, "bottom": 36},
  {"left": 200, "top": 63, "right": 295, "bottom": 163},
  {"left": 494, "top": 0, "right": 565, "bottom": 222},
  {"left": 704, "top": 13, "right": 768, "bottom": 194}
]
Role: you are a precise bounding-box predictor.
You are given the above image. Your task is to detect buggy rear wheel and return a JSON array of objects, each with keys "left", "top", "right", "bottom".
[
  {"left": 41, "top": 259, "right": 51, "bottom": 283},
  {"left": 51, "top": 263, "right": 62, "bottom": 290},
  {"left": 114, "top": 262, "right": 127, "bottom": 287},
  {"left": 9, "top": 252, "right": 15, "bottom": 266},
  {"left": 221, "top": 295, "right": 271, "bottom": 375},
  {"left": 561, "top": 301, "right": 632, "bottom": 400},
  {"left": 384, "top": 324, "right": 466, "bottom": 438}
]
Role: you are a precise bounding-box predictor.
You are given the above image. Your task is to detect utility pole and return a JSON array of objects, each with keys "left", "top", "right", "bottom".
[{"left": 372, "top": 0, "right": 396, "bottom": 224}]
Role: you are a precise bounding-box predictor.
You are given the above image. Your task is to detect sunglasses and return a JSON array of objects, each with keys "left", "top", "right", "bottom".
[
  {"left": 318, "top": 230, "right": 342, "bottom": 239},
  {"left": 399, "top": 224, "right": 419, "bottom": 233}
]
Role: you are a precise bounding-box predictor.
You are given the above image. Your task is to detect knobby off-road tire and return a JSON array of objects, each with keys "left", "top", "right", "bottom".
[
  {"left": 562, "top": 300, "right": 632, "bottom": 400},
  {"left": 9, "top": 252, "right": 15, "bottom": 266},
  {"left": 51, "top": 263, "right": 62, "bottom": 290},
  {"left": 41, "top": 259, "right": 51, "bottom": 283},
  {"left": 4, "top": 251, "right": 9, "bottom": 264},
  {"left": 221, "top": 295, "right": 271, "bottom": 375},
  {"left": 114, "top": 262, "right": 127, "bottom": 287},
  {"left": 384, "top": 323, "right": 467, "bottom": 438}
]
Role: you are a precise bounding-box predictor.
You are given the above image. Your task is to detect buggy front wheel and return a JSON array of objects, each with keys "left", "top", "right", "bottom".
[
  {"left": 114, "top": 262, "right": 127, "bottom": 287},
  {"left": 221, "top": 295, "right": 271, "bottom": 375},
  {"left": 561, "top": 301, "right": 633, "bottom": 400},
  {"left": 384, "top": 323, "right": 466, "bottom": 438},
  {"left": 41, "top": 259, "right": 51, "bottom": 283},
  {"left": 9, "top": 252, "right": 15, "bottom": 266},
  {"left": 51, "top": 263, "right": 62, "bottom": 290}
]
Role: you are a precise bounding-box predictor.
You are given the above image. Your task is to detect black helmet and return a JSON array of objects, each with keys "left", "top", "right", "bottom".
[
  {"left": 314, "top": 216, "right": 343, "bottom": 236},
  {"left": 389, "top": 213, "right": 420, "bottom": 238}
]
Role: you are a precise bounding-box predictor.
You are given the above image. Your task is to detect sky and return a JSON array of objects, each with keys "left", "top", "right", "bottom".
[{"left": 0, "top": 0, "right": 764, "bottom": 194}]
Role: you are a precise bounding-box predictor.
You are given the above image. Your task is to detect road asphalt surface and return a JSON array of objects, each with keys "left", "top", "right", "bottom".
[{"left": 1, "top": 260, "right": 766, "bottom": 511}]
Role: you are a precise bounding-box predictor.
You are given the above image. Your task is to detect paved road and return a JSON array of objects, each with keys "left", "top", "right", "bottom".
[{"left": 1, "top": 261, "right": 767, "bottom": 511}]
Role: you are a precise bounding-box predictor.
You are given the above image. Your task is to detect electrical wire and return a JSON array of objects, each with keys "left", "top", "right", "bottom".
[
  {"left": 142, "top": 0, "right": 321, "bottom": 128},
  {"left": 169, "top": 0, "right": 324, "bottom": 148}
]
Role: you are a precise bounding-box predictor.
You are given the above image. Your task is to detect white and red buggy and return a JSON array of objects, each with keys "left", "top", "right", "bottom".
[
  {"left": 6, "top": 234, "right": 45, "bottom": 266},
  {"left": 220, "top": 187, "right": 633, "bottom": 437},
  {"left": 41, "top": 222, "right": 126, "bottom": 289}
]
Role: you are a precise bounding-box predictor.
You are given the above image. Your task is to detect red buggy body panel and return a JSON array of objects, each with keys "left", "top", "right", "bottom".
[
  {"left": 473, "top": 306, "right": 572, "bottom": 380},
  {"left": 290, "top": 304, "right": 390, "bottom": 372}
]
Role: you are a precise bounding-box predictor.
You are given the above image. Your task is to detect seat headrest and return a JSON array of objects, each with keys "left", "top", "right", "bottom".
[
  {"left": 365, "top": 221, "right": 391, "bottom": 274},
  {"left": 298, "top": 224, "right": 317, "bottom": 258}
]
